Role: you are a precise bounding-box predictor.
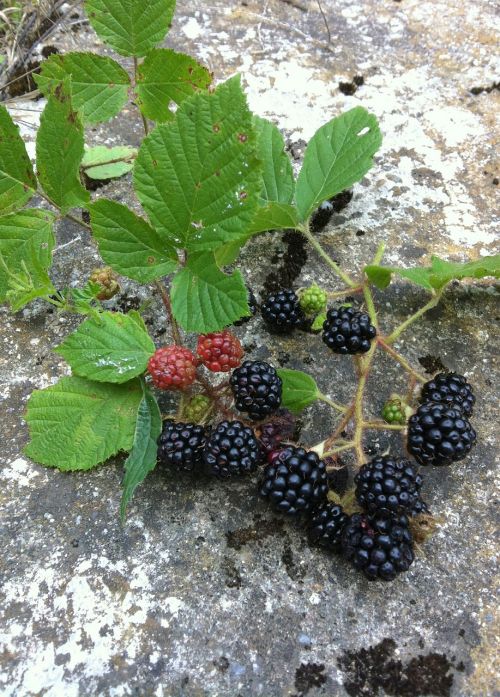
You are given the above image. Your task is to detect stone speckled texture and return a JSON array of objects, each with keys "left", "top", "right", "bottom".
[{"left": 1, "top": 1, "right": 499, "bottom": 695}]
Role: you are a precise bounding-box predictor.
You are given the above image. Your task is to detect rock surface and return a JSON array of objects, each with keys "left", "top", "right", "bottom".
[{"left": 1, "top": 1, "right": 499, "bottom": 696}]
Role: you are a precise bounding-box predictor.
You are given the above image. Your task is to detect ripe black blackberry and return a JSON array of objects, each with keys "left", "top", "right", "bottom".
[
  {"left": 407, "top": 402, "right": 477, "bottom": 466},
  {"left": 233, "top": 287, "right": 258, "bottom": 326},
  {"left": 420, "top": 372, "right": 475, "bottom": 417},
  {"left": 307, "top": 502, "right": 349, "bottom": 552},
  {"left": 354, "top": 456, "right": 424, "bottom": 515},
  {"left": 230, "top": 360, "right": 282, "bottom": 420},
  {"left": 259, "top": 446, "right": 328, "bottom": 515},
  {"left": 261, "top": 288, "right": 305, "bottom": 333},
  {"left": 158, "top": 420, "right": 208, "bottom": 471},
  {"left": 322, "top": 305, "right": 376, "bottom": 354},
  {"left": 203, "top": 420, "right": 264, "bottom": 477},
  {"left": 341, "top": 511, "right": 414, "bottom": 581}
]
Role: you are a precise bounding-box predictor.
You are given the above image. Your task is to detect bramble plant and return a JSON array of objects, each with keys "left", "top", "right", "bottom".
[{"left": 1, "top": 0, "right": 499, "bottom": 580}]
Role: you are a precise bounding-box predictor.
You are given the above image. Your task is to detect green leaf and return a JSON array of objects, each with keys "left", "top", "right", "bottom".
[
  {"left": 82, "top": 145, "right": 136, "bottom": 179},
  {"left": 85, "top": 0, "right": 176, "bottom": 57},
  {"left": 277, "top": 369, "right": 320, "bottom": 413},
  {"left": 365, "top": 254, "right": 500, "bottom": 291},
  {"left": 0, "top": 209, "right": 56, "bottom": 303},
  {"left": 133, "top": 75, "right": 262, "bottom": 252},
  {"left": 253, "top": 115, "right": 294, "bottom": 204},
  {"left": 55, "top": 310, "right": 155, "bottom": 383},
  {"left": 120, "top": 383, "right": 161, "bottom": 520},
  {"left": 0, "top": 105, "right": 37, "bottom": 214},
  {"left": 36, "top": 80, "right": 90, "bottom": 213},
  {"left": 295, "top": 106, "right": 382, "bottom": 221},
  {"left": 25, "top": 376, "right": 143, "bottom": 470},
  {"left": 171, "top": 252, "right": 248, "bottom": 332},
  {"left": 90, "top": 199, "right": 178, "bottom": 282},
  {"left": 136, "top": 48, "right": 212, "bottom": 122},
  {"left": 247, "top": 202, "right": 299, "bottom": 234},
  {"left": 35, "top": 52, "right": 130, "bottom": 124}
]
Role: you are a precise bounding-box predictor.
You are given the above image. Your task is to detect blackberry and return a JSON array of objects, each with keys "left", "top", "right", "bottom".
[
  {"left": 322, "top": 305, "right": 376, "bottom": 354},
  {"left": 421, "top": 372, "right": 475, "bottom": 417},
  {"left": 407, "top": 402, "right": 477, "bottom": 466},
  {"left": 230, "top": 360, "right": 282, "bottom": 420},
  {"left": 307, "top": 502, "right": 349, "bottom": 552},
  {"left": 298, "top": 284, "right": 328, "bottom": 317},
  {"left": 341, "top": 511, "right": 414, "bottom": 581},
  {"left": 203, "top": 420, "right": 264, "bottom": 477},
  {"left": 381, "top": 396, "right": 407, "bottom": 425},
  {"left": 158, "top": 420, "right": 208, "bottom": 471},
  {"left": 233, "top": 287, "right": 258, "bottom": 326},
  {"left": 261, "top": 288, "right": 305, "bottom": 333},
  {"left": 258, "top": 409, "right": 296, "bottom": 452},
  {"left": 355, "top": 456, "right": 423, "bottom": 515},
  {"left": 259, "top": 446, "right": 328, "bottom": 515}
]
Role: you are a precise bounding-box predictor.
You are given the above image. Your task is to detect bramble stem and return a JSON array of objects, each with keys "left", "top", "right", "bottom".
[
  {"left": 133, "top": 57, "right": 149, "bottom": 136},
  {"left": 154, "top": 280, "right": 182, "bottom": 345},
  {"left": 323, "top": 442, "right": 355, "bottom": 456},
  {"left": 351, "top": 345, "right": 377, "bottom": 466},
  {"left": 37, "top": 189, "right": 92, "bottom": 232},
  {"left": 385, "top": 288, "right": 445, "bottom": 343},
  {"left": 318, "top": 393, "right": 348, "bottom": 413},
  {"left": 377, "top": 337, "right": 426, "bottom": 383},
  {"left": 327, "top": 286, "right": 363, "bottom": 299},
  {"left": 363, "top": 421, "right": 406, "bottom": 431},
  {"left": 300, "top": 224, "right": 357, "bottom": 288},
  {"left": 363, "top": 282, "right": 378, "bottom": 328}
]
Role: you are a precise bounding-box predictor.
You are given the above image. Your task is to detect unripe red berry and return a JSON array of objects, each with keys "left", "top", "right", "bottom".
[
  {"left": 147, "top": 346, "right": 197, "bottom": 390},
  {"left": 196, "top": 330, "right": 243, "bottom": 372}
]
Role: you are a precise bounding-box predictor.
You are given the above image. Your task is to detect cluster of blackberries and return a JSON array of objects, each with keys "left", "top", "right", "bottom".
[{"left": 408, "top": 373, "right": 477, "bottom": 466}]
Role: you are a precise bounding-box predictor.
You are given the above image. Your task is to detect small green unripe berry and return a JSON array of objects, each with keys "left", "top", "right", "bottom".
[
  {"left": 382, "top": 396, "right": 407, "bottom": 425},
  {"left": 183, "top": 394, "right": 212, "bottom": 422},
  {"left": 298, "top": 284, "right": 328, "bottom": 316},
  {"left": 90, "top": 266, "right": 120, "bottom": 300}
]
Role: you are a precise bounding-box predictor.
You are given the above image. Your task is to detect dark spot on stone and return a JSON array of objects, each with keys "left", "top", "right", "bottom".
[
  {"left": 356, "top": 229, "right": 365, "bottom": 236},
  {"left": 469, "top": 81, "right": 499, "bottom": 95},
  {"left": 492, "top": 177, "right": 499, "bottom": 185},
  {"left": 286, "top": 138, "right": 307, "bottom": 160},
  {"left": 222, "top": 556, "right": 242, "bottom": 588},
  {"left": 115, "top": 294, "right": 141, "bottom": 313},
  {"left": 337, "top": 638, "right": 454, "bottom": 697},
  {"left": 41, "top": 45, "right": 59, "bottom": 58},
  {"left": 282, "top": 541, "right": 306, "bottom": 581},
  {"left": 83, "top": 172, "right": 107, "bottom": 191},
  {"left": 99, "top": 624, "right": 111, "bottom": 637},
  {"left": 263, "top": 230, "right": 307, "bottom": 294},
  {"left": 339, "top": 81, "right": 357, "bottom": 96},
  {"left": 294, "top": 662, "right": 327, "bottom": 695},
  {"left": 353, "top": 75, "right": 365, "bottom": 86},
  {"left": 6, "top": 60, "right": 40, "bottom": 98},
  {"left": 181, "top": 676, "right": 189, "bottom": 687},
  {"left": 70, "top": 538, "right": 79, "bottom": 547},
  {"left": 418, "top": 354, "right": 447, "bottom": 374},
  {"left": 458, "top": 629, "right": 465, "bottom": 637},
  {"left": 82, "top": 210, "right": 91, "bottom": 224},
  {"left": 213, "top": 655, "right": 230, "bottom": 672},
  {"left": 226, "top": 516, "right": 285, "bottom": 550},
  {"left": 54, "top": 652, "right": 70, "bottom": 665},
  {"left": 277, "top": 351, "right": 290, "bottom": 366}
]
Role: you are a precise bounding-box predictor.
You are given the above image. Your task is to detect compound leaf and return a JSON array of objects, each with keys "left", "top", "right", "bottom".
[
  {"left": 133, "top": 75, "right": 262, "bottom": 253},
  {"left": 136, "top": 48, "right": 212, "bottom": 122},
  {"left": 36, "top": 79, "right": 89, "bottom": 213},
  {"left": 25, "top": 376, "right": 143, "bottom": 470},
  {"left": 120, "top": 383, "right": 161, "bottom": 520},
  {"left": 171, "top": 252, "right": 248, "bottom": 332},
  {"left": 82, "top": 145, "right": 136, "bottom": 179},
  {"left": 55, "top": 310, "right": 155, "bottom": 383},
  {"left": 90, "top": 199, "right": 178, "bottom": 282},
  {"left": 254, "top": 115, "right": 294, "bottom": 204},
  {"left": 85, "top": 0, "right": 176, "bottom": 57},
  {"left": 295, "top": 107, "right": 382, "bottom": 221},
  {"left": 277, "top": 369, "right": 320, "bottom": 413},
  {"left": 35, "top": 52, "right": 130, "bottom": 124},
  {"left": 0, "top": 105, "right": 37, "bottom": 214}
]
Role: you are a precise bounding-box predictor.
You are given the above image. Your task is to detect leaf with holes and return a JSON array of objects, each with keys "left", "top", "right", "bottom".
[
  {"left": 171, "top": 252, "right": 248, "bottom": 332},
  {"left": 35, "top": 52, "right": 130, "bottom": 124},
  {"left": 24, "top": 376, "right": 143, "bottom": 470},
  {"left": 0, "top": 106, "right": 37, "bottom": 214},
  {"left": 90, "top": 199, "right": 178, "bottom": 282},
  {"left": 295, "top": 106, "right": 382, "bottom": 221},
  {"left": 277, "top": 369, "right": 321, "bottom": 413},
  {"left": 133, "top": 75, "right": 262, "bottom": 252},
  {"left": 36, "top": 79, "right": 90, "bottom": 213},
  {"left": 254, "top": 115, "right": 294, "bottom": 205},
  {"left": 55, "top": 310, "right": 155, "bottom": 383},
  {"left": 136, "top": 48, "right": 212, "bottom": 122},
  {"left": 82, "top": 145, "right": 136, "bottom": 179},
  {"left": 120, "top": 382, "right": 161, "bottom": 520},
  {"left": 85, "top": 0, "right": 176, "bottom": 57}
]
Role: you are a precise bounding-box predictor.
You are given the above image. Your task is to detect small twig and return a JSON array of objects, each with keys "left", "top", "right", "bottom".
[
  {"left": 154, "top": 280, "right": 182, "bottom": 344},
  {"left": 323, "top": 442, "right": 355, "bottom": 457},
  {"left": 385, "top": 288, "right": 445, "bottom": 344},
  {"left": 318, "top": 393, "right": 348, "bottom": 413},
  {"left": 316, "top": 0, "right": 331, "bottom": 43},
  {"left": 377, "top": 337, "right": 427, "bottom": 383},
  {"left": 300, "top": 224, "right": 357, "bottom": 288},
  {"left": 327, "top": 286, "right": 363, "bottom": 299},
  {"left": 363, "top": 421, "right": 406, "bottom": 431}
]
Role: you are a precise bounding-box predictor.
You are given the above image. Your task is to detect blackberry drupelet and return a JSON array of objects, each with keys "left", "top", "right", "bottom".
[
  {"left": 203, "top": 420, "right": 264, "bottom": 477},
  {"left": 233, "top": 287, "right": 258, "bottom": 326},
  {"left": 259, "top": 446, "right": 328, "bottom": 515},
  {"left": 230, "top": 360, "right": 282, "bottom": 420},
  {"left": 420, "top": 372, "right": 475, "bottom": 417},
  {"left": 158, "top": 420, "right": 208, "bottom": 471},
  {"left": 407, "top": 402, "right": 476, "bottom": 466},
  {"left": 261, "top": 288, "right": 305, "bottom": 333},
  {"left": 341, "top": 511, "right": 414, "bottom": 581},
  {"left": 355, "top": 456, "right": 423, "bottom": 515},
  {"left": 307, "top": 502, "right": 349, "bottom": 552},
  {"left": 322, "top": 305, "right": 376, "bottom": 354}
]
